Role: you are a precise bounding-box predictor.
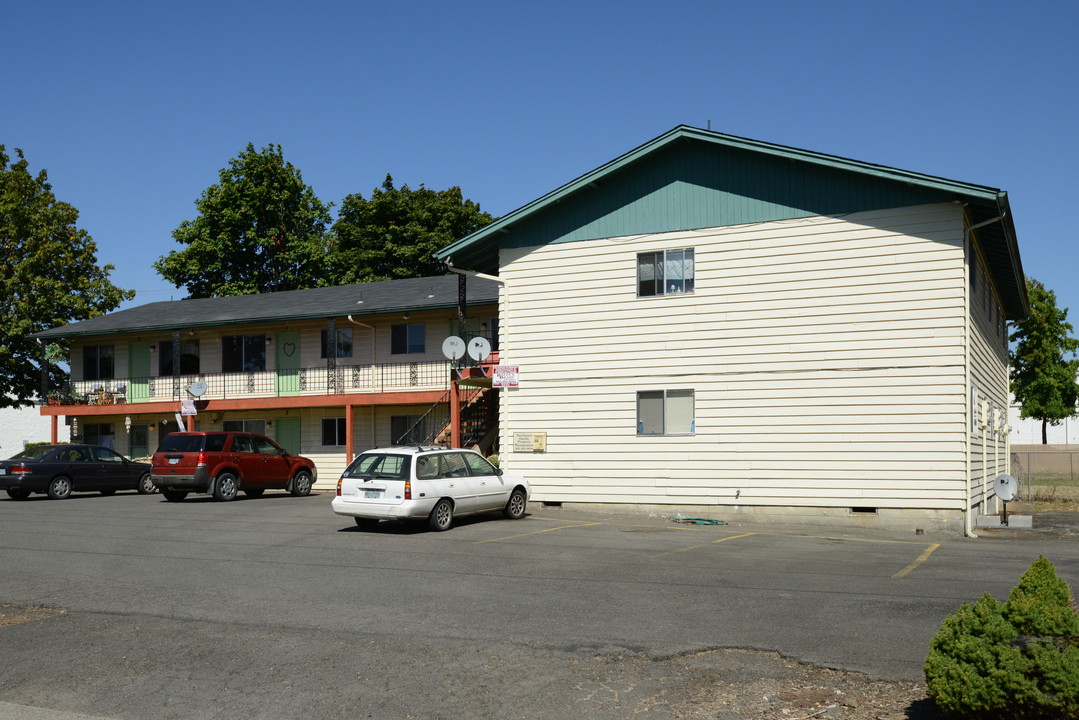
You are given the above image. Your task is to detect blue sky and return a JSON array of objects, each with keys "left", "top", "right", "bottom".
[{"left": 6, "top": 0, "right": 1078, "bottom": 323}]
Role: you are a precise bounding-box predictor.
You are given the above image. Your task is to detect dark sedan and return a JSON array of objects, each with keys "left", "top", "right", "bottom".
[{"left": 0, "top": 444, "right": 155, "bottom": 500}]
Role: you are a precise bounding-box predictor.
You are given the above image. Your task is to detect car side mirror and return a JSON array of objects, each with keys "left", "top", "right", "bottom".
[{"left": 495, "top": 467, "right": 503, "bottom": 476}]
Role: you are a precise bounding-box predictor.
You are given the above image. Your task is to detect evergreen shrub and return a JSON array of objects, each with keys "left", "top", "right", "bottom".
[{"left": 924, "top": 555, "right": 1079, "bottom": 718}]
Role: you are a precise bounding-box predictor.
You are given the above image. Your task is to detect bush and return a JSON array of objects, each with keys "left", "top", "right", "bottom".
[{"left": 924, "top": 555, "right": 1079, "bottom": 718}]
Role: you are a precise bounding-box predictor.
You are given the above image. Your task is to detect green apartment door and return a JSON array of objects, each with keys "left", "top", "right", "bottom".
[
  {"left": 275, "top": 331, "right": 300, "bottom": 396},
  {"left": 274, "top": 417, "right": 301, "bottom": 455},
  {"left": 128, "top": 342, "right": 150, "bottom": 402}
]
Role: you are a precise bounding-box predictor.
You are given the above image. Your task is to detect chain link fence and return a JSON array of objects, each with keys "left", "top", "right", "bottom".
[{"left": 1010, "top": 449, "right": 1079, "bottom": 505}]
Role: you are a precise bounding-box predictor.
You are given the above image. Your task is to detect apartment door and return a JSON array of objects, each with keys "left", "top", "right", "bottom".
[
  {"left": 128, "top": 341, "right": 150, "bottom": 402},
  {"left": 275, "top": 331, "right": 300, "bottom": 396},
  {"left": 274, "top": 417, "right": 301, "bottom": 455}
]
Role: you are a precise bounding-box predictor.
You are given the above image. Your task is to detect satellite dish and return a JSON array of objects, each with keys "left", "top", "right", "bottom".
[
  {"left": 994, "top": 474, "right": 1018, "bottom": 503},
  {"left": 442, "top": 336, "right": 466, "bottom": 361},
  {"left": 467, "top": 336, "right": 491, "bottom": 362},
  {"left": 187, "top": 380, "right": 208, "bottom": 398}
]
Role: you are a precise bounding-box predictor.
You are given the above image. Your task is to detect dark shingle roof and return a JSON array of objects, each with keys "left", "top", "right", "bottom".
[{"left": 35, "top": 275, "right": 498, "bottom": 339}]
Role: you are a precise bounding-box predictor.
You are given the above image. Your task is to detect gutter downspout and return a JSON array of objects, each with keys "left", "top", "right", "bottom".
[{"left": 962, "top": 212, "right": 1004, "bottom": 538}]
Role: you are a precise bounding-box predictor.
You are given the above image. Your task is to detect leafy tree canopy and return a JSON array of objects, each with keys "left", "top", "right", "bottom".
[
  {"left": 0, "top": 146, "right": 134, "bottom": 408},
  {"left": 330, "top": 174, "right": 494, "bottom": 283},
  {"left": 1010, "top": 277, "right": 1079, "bottom": 443},
  {"left": 155, "top": 143, "right": 333, "bottom": 298}
]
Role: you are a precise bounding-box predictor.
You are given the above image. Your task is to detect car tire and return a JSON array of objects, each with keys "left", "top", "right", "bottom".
[
  {"left": 99, "top": 489, "right": 117, "bottom": 496},
  {"left": 47, "top": 476, "right": 72, "bottom": 500},
  {"left": 355, "top": 517, "right": 379, "bottom": 530},
  {"left": 428, "top": 498, "right": 454, "bottom": 531},
  {"left": 6, "top": 489, "right": 31, "bottom": 500},
  {"left": 213, "top": 473, "right": 238, "bottom": 502},
  {"left": 244, "top": 488, "right": 265, "bottom": 498},
  {"left": 136, "top": 473, "right": 156, "bottom": 495},
  {"left": 290, "top": 470, "right": 313, "bottom": 497},
  {"left": 503, "top": 488, "right": 527, "bottom": 519},
  {"left": 162, "top": 489, "right": 188, "bottom": 502}
]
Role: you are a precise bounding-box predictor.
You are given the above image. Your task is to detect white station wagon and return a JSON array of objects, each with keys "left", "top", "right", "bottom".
[{"left": 332, "top": 446, "right": 530, "bottom": 531}]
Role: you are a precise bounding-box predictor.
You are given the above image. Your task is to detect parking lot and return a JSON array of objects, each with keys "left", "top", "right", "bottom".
[{"left": 1, "top": 491, "right": 1077, "bottom": 719}]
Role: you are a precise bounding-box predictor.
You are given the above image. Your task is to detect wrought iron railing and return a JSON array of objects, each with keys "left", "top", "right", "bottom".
[
  {"left": 395, "top": 385, "right": 496, "bottom": 448},
  {"left": 57, "top": 360, "right": 450, "bottom": 404}
]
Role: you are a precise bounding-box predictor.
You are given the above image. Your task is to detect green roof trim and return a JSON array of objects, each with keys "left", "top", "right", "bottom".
[{"left": 436, "top": 125, "right": 1027, "bottom": 319}]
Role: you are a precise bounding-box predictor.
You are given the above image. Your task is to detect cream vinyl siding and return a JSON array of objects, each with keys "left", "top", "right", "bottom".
[
  {"left": 498, "top": 204, "right": 971, "bottom": 509},
  {"left": 967, "top": 243, "right": 1011, "bottom": 510}
]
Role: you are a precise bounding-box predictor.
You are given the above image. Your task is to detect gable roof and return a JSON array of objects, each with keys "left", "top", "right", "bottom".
[
  {"left": 436, "top": 125, "right": 1027, "bottom": 320},
  {"left": 34, "top": 275, "right": 499, "bottom": 340}
]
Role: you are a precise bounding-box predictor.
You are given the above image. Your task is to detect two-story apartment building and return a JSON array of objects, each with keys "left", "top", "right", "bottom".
[
  {"left": 34, "top": 275, "right": 499, "bottom": 488},
  {"left": 436, "top": 125, "right": 1028, "bottom": 533}
]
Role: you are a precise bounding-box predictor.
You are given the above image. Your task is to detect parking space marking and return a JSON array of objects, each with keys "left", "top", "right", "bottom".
[
  {"left": 891, "top": 543, "right": 941, "bottom": 579},
  {"left": 649, "top": 532, "right": 758, "bottom": 558},
  {"left": 473, "top": 522, "right": 607, "bottom": 544}
]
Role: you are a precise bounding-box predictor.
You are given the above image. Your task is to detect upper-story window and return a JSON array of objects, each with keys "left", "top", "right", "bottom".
[
  {"left": 83, "top": 345, "right": 115, "bottom": 381},
  {"left": 222, "top": 335, "right": 266, "bottom": 372},
  {"left": 159, "top": 339, "right": 200, "bottom": 375},
  {"left": 391, "top": 323, "right": 425, "bottom": 354},
  {"left": 638, "top": 248, "right": 695, "bottom": 297},
  {"left": 320, "top": 328, "right": 353, "bottom": 359}
]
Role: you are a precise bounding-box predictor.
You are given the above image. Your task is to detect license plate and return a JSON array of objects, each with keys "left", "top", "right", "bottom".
[
  {"left": 364, "top": 490, "right": 380, "bottom": 498},
  {"left": 168, "top": 458, "right": 179, "bottom": 465},
  {"left": 0, "top": 468, "right": 6, "bottom": 475}
]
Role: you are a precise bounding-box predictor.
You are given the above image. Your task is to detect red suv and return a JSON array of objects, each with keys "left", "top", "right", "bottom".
[{"left": 151, "top": 432, "right": 317, "bottom": 502}]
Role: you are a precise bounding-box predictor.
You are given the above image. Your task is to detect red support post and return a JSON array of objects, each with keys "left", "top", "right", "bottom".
[
  {"left": 345, "top": 404, "right": 354, "bottom": 465},
  {"left": 450, "top": 372, "right": 462, "bottom": 449}
]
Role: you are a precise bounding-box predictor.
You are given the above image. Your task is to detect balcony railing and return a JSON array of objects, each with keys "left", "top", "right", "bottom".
[{"left": 57, "top": 360, "right": 450, "bottom": 405}]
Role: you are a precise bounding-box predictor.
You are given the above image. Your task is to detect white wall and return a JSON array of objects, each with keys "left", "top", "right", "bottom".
[
  {"left": 0, "top": 405, "right": 69, "bottom": 456},
  {"left": 497, "top": 204, "right": 980, "bottom": 511}
]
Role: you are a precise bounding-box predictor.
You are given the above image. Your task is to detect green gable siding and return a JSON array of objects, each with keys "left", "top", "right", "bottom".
[{"left": 502, "top": 139, "right": 951, "bottom": 249}]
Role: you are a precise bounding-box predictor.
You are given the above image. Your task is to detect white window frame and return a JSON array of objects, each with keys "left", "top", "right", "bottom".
[
  {"left": 637, "top": 248, "right": 695, "bottom": 297},
  {"left": 636, "top": 389, "right": 695, "bottom": 436}
]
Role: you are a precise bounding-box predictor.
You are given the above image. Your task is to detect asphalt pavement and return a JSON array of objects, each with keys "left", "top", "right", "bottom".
[{"left": 1, "top": 491, "right": 1076, "bottom": 719}]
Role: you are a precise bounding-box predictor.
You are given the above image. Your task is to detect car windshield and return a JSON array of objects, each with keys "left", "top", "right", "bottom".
[
  {"left": 9, "top": 446, "right": 54, "bottom": 461},
  {"left": 343, "top": 453, "right": 410, "bottom": 480}
]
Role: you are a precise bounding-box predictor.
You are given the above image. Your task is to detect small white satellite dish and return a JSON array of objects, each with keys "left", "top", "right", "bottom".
[
  {"left": 467, "top": 336, "right": 491, "bottom": 362},
  {"left": 187, "top": 380, "right": 207, "bottom": 398},
  {"left": 442, "top": 336, "right": 466, "bottom": 361},
  {"left": 994, "top": 474, "right": 1018, "bottom": 503}
]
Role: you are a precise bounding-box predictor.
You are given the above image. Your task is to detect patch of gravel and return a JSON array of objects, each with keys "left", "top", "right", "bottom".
[
  {"left": 670, "top": 649, "right": 945, "bottom": 719},
  {"left": 0, "top": 603, "right": 64, "bottom": 627}
]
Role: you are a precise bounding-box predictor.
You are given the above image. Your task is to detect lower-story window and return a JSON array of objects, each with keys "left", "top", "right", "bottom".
[
  {"left": 223, "top": 419, "right": 266, "bottom": 435},
  {"left": 391, "top": 415, "right": 422, "bottom": 445},
  {"left": 82, "top": 422, "right": 116, "bottom": 448},
  {"left": 637, "top": 390, "right": 695, "bottom": 435},
  {"left": 322, "top": 417, "right": 347, "bottom": 446}
]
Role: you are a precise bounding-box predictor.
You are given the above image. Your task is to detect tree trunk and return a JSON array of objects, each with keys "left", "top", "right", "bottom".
[{"left": 1042, "top": 418, "right": 1048, "bottom": 445}]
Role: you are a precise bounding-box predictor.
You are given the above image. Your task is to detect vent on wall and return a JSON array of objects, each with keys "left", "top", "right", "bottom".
[{"left": 851, "top": 507, "right": 878, "bottom": 514}]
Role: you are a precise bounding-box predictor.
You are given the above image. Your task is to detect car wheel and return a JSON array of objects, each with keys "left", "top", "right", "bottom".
[
  {"left": 244, "top": 488, "right": 265, "bottom": 498},
  {"left": 47, "top": 476, "right": 72, "bottom": 500},
  {"left": 6, "top": 489, "right": 31, "bottom": 500},
  {"left": 213, "top": 473, "right": 238, "bottom": 501},
  {"left": 136, "top": 473, "right": 156, "bottom": 495},
  {"left": 428, "top": 498, "right": 454, "bottom": 531},
  {"left": 162, "top": 489, "right": 188, "bottom": 502},
  {"left": 290, "top": 470, "right": 313, "bottom": 497},
  {"left": 99, "top": 489, "right": 117, "bottom": 496},
  {"left": 355, "top": 517, "right": 379, "bottom": 530},
  {"left": 503, "top": 488, "right": 527, "bottom": 519}
]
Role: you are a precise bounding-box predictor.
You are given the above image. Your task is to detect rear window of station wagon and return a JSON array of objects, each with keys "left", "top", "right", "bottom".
[{"left": 343, "top": 454, "right": 411, "bottom": 480}]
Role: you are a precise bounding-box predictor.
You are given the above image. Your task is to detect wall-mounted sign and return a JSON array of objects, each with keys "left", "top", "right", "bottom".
[
  {"left": 513, "top": 432, "right": 546, "bottom": 453},
  {"left": 180, "top": 400, "right": 197, "bottom": 416},
  {"left": 492, "top": 365, "right": 519, "bottom": 388}
]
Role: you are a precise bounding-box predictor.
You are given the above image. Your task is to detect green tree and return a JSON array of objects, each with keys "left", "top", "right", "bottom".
[
  {"left": 155, "top": 143, "right": 332, "bottom": 298},
  {"left": 0, "top": 146, "right": 134, "bottom": 408},
  {"left": 1010, "top": 278, "right": 1079, "bottom": 444},
  {"left": 330, "top": 174, "right": 494, "bottom": 283}
]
